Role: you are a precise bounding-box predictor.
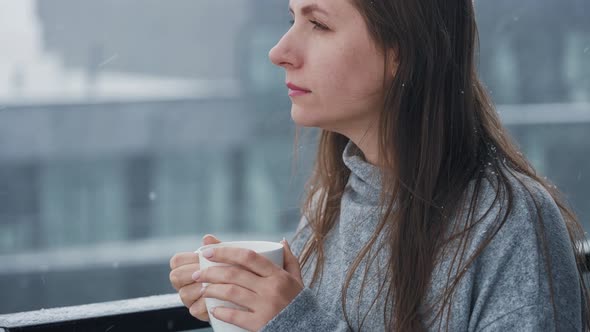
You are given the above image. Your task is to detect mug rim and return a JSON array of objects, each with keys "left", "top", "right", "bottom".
[{"left": 195, "top": 240, "right": 283, "bottom": 254}]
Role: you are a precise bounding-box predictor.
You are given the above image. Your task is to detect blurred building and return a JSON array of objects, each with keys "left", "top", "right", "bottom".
[
  {"left": 35, "top": 0, "right": 289, "bottom": 81},
  {"left": 475, "top": 0, "right": 590, "bottom": 104},
  {"left": 36, "top": 0, "right": 247, "bottom": 79}
]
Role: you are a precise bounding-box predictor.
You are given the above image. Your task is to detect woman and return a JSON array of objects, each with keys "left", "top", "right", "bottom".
[{"left": 169, "top": 0, "right": 589, "bottom": 330}]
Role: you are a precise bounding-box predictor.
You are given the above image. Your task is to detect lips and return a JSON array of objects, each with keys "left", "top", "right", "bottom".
[
  {"left": 286, "top": 82, "right": 311, "bottom": 97},
  {"left": 286, "top": 82, "right": 311, "bottom": 92}
]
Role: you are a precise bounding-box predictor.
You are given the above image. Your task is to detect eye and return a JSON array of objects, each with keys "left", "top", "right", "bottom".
[
  {"left": 309, "top": 20, "right": 329, "bottom": 31},
  {"left": 288, "top": 18, "right": 329, "bottom": 31}
]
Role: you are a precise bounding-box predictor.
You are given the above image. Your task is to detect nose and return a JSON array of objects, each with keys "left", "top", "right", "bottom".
[{"left": 268, "top": 30, "right": 300, "bottom": 69}]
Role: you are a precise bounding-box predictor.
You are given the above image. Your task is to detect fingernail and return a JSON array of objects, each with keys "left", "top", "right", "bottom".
[
  {"left": 203, "top": 248, "right": 214, "bottom": 258},
  {"left": 210, "top": 307, "right": 216, "bottom": 315},
  {"left": 192, "top": 271, "right": 201, "bottom": 281}
]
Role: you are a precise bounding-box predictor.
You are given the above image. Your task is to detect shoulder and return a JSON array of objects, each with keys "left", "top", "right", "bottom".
[
  {"left": 458, "top": 169, "right": 574, "bottom": 267},
  {"left": 460, "top": 170, "right": 582, "bottom": 329},
  {"left": 443, "top": 169, "right": 569, "bottom": 272},
  {"left": 295, "top": 187, "right": 327, "bottom": 233},
  {"left": 462, "top": 169, "right": 566, "bottom": 241}
]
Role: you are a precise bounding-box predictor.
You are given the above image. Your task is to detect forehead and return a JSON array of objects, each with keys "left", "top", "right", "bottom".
[{"left": 288, "top": 0, "right": 357, "bottom": 18}]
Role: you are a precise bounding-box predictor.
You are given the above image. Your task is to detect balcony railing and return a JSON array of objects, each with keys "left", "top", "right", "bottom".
[{"left": 0, "top": 294, "right": 210, "bottom": 332}]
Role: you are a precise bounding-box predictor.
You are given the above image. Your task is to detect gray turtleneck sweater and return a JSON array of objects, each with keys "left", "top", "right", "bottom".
[{"left": 260, "top": 142, "right": 583, "bottom": 331}]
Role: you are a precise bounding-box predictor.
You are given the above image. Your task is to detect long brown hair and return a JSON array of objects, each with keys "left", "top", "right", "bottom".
[{"left": 293, "top": 0, "right": 590, "bottom": 330}]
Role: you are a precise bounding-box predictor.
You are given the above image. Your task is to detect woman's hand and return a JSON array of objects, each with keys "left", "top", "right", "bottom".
[
  {"left": 195, "top": 239, "right": 304, "bottom": 332},
  {"left": 169, "top": 234, "right": 222, "bottom": 321}
]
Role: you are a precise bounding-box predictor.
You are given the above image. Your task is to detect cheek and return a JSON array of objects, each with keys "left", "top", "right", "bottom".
[
  {"left": 317, "top": 48, "right": 384, "bottom": 112},
  {"left": 290, "top": 39, "right": 385, "bottom": 128}
]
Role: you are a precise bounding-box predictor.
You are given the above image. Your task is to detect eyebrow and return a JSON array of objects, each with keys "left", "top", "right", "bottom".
[{"left": 289, "top": 3, "right": 330, "bottom": 16}]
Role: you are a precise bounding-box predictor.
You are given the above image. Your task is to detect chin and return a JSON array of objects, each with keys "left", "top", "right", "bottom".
[{"left": 290, "top": 105, "right": 322, "bottom": 128}]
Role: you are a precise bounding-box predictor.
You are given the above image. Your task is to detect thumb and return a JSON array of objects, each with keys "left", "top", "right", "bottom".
[
  {"left": 281, "top": 238, "right": 303, "bottom": 284},
  {"left": 202, "top": 234, "right": 221, "bottom": 246}
]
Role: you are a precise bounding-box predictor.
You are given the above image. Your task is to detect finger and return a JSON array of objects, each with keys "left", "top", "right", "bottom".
[
  {"left": 189, "top": 298, "right": 210, "bottom": 322},
  {"left": 202, "top": 247, "right": 279, "bottom": 277},
  {"left": 202, "top": 234, "right": 221, "bottom": 246},
  {"left": 201, "top": 284, "right": 256, "bottom": 312},
  {"left": 210, "top": 306, "right": 255, "bottom": 332},
  {"left": 169, "top": 263, "right": 200, "bottom": 290},
  {"left": 281, "top": 239, "right": 303, "bottom": 284},
  {"left": 198, "top": 266, "right": 259, "bottom": 293},
  {"left": 178, "top": 282, "right": 204, "bottom": 308},
  {"left": 170, "top": 252, "right": 199, "bottom": 270}
]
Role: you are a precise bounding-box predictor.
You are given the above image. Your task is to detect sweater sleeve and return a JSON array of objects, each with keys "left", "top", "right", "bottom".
[
  {"left": 259, "top": 287, "right": 351, "bottom": 332},
  {"left": 468, "top": 177, "right": 583, "bottom": 331},
  {"left": 261, "top": 213, "right": 351, "bottom": 331}
]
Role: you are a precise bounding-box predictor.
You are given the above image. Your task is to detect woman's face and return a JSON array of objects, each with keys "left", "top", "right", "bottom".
[{"left": 269, "top": 0, "right": 389, "bottom": 136}]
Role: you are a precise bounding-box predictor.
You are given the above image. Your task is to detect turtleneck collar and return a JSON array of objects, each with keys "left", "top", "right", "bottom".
[{"left": 342, "top": 140, "right": 382, "bottom": 204}]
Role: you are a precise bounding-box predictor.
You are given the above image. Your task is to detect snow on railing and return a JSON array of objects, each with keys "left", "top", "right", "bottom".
[{"left": 0, "top": 293, "right": 210, "bottom": 332}]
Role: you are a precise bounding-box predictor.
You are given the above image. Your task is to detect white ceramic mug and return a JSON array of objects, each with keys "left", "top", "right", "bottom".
[{"left": 195, "top": 241, "right": 284, "bottom": 332}]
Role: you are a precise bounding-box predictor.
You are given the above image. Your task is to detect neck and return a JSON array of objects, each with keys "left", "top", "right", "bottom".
[{"left": 342, "top": 124, "right": 380, "bottom": 166}]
